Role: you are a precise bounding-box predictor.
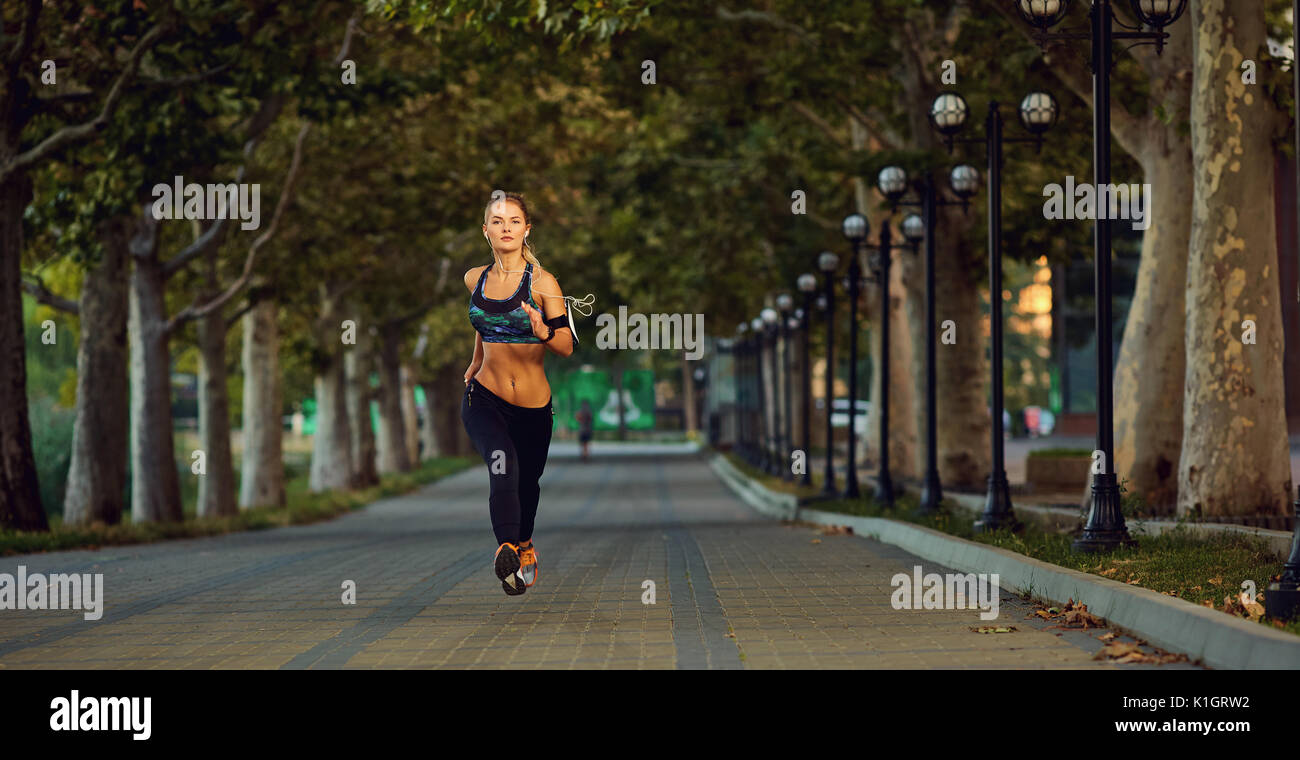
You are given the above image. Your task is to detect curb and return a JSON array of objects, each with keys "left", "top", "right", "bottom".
[
  {"left": 710, "top": 453, "right": 1300, "bottom": 670},
  {"left": 709, "top": 455, "right": 797, "bottom": 520},
  {"left": 943, "top": 487, "right": 1295, "bottom": 559}
]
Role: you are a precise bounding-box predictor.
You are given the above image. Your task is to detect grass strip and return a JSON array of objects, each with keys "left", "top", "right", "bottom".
[
  {"left": 0, "top": 456, "right": 476, "bottom": 557},
  {"left": 722, "top": 451, "right": 1300, "bottom": 638}
]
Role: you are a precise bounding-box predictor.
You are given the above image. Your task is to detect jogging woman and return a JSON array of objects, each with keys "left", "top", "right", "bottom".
[{"left": 462, "top": 192, "right": 578, "bottom": 596}]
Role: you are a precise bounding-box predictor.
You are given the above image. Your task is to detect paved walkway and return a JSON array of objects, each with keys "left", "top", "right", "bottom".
[{"left": 0, "top": 453, "right": 1190, "bottom": 669}]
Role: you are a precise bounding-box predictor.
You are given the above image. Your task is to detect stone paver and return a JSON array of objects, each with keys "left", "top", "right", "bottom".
[{"left": 0, "top": 452, "right": 1191, "bottom": 669}]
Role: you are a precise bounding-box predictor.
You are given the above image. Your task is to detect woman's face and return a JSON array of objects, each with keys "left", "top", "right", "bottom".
[{"left": 483, "top": 199, "right": 531, "bottom": 255}]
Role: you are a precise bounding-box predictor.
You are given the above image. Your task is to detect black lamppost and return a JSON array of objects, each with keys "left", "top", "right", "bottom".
[
  {"left": 1016, "top": 0, "right": 1187, "bottom": 551},
  {"left": 761, "top": 307, "right": 780, "bottom": 475},
  {"left": 798, "top": 273, "right": 817, "bottom": 487},
  {"left": 877, "top": 167, "right": 975, "bottom": 514},
  {"left": 776, "top": 293, "right": 795, "bottom": 480},
  {"left": 751, "top": 315, "right": 768, "bottom": 472},
  {"left": 818, "top": 252, "right": 840, "bottom": 497},
  {"left": 735, "top": 322, "right": 749, "bottom": 461},
  {"left": 930, "top": 87, "right": 1058, "bottom": 533},
  {"left": 841, "top": 213, "right": 869, "bottom": 500}
]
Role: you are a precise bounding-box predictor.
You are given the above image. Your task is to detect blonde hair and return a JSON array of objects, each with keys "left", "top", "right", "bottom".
[{"left": 484, "top": 191, "right": 541, "bottom": 270}]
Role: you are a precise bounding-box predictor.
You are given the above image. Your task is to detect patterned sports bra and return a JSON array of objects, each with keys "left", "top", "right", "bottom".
[{"left": 469, "top": 261, "right": 569, "bottom": 344}]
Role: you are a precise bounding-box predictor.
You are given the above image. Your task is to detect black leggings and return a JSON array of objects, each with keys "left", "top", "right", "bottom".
[{"left": 460, "top": 378, "right": 554, "bottom": 546}]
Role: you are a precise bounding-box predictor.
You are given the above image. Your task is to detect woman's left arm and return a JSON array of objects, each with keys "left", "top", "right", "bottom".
[{"left": 521, "top": 271, "right": 574, "bottom": 357}]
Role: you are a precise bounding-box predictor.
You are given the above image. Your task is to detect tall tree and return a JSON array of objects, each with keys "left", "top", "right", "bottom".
[
  {"left": 0, "top": 4, "right": 168, "bottom": 530},
  {"left": 1179, "top": 0, "right": 1292, "bottom": 517}
]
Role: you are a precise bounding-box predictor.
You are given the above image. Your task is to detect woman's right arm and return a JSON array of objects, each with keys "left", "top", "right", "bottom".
[{"left": 466, "top": 332, "right": 483, "bottom": 384}]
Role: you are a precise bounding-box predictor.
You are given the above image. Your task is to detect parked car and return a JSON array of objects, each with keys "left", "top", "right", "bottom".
[{"left": 828, "top": 398, "right": 870, "bottom": 436}]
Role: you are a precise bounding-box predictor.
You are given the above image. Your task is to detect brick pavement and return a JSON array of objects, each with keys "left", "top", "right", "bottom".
[{"left": 0, "top": 453, "right": 1192, "bottom": 669}]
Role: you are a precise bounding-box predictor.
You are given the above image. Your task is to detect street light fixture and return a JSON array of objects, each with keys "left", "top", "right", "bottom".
[
  {"left": 797, "top": 273, "right": 818, "bottom": 488},
  {"left": 950, "top": 164, "right": 981, "bottom": 198},
  {"left": 776, "top": 293, "right": 794, "bottom": 481},
  {"left": 735, "top": 322, "right": 748, "bottom": 462},
  {"left": 751, "top": 315, "right": 767, "bottom": 472},
  {"left": 930, "top": 87, "right": 1059, "bottom": 533},
  {"left": 841, "top": 213, "right": 869, "bottom": 500},
  {"left": 882, "top": 172, "right": 969, "bottom": 515},
  {"left": 761, "top": 308, "right": 779, "bottom": 475},
  {"left": 901, "top": 213, "right": 925, "bottom": 245},
  {"left": 817, "top": 251, "right": 840, "bottom": 497},
  {"left": 1016, "top": 0, "right": 1187, "bottom": 552}
]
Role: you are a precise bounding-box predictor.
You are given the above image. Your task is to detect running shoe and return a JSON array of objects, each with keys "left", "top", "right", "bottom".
[
  {"left": 518, "top": 540, "right": 538, "bottom": 587},
  {"left": 495, "top": 542, "right": 526, "bottom": 596}
]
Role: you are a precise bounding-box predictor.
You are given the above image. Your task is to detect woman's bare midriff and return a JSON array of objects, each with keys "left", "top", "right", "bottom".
[{"left": 474, "top": 342, "right": 551, "bottom": 408}]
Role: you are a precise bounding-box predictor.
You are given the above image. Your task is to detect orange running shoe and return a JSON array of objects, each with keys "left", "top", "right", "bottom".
[
  {"left": 518, "top": 539, "right": 538, "bottom": 587},
  {"left": 494, "top": 542, "right": 526, "bottom": 596}
]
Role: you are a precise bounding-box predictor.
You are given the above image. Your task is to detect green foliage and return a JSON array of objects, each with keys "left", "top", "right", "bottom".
[
  {"left": 0, "top": 456, "right": 476, "bottom": 556},
  {"left": 28, "top": 397, "right": 76, "bottom": 518}
]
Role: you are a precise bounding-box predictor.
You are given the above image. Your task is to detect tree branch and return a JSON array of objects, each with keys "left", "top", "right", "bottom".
[
  {"left": 6, "top": 0, "right": 40, "bottom": 73},
  {"left": 224, "top": 298, "right": 258, "bottom": 329},
  {"left": 0, "top": 22, "right": 170, "bottom": 183},
  {"left": 162, "top": 94, "right": 288, "bottom": 277},
  {"left": 36, "top": 62, "right": 235, "bottom": 106},
  {"left": 715, "top": 5, "right": 814, "bottom": 43},
  {"left": 21, "top": 273, "right": 79, "bottom": 314},
  {"left": 789, "top": 101, "right": 849, "bottom": 148},
  {"left": 826, "top": 93, "right": 904, "bottom": 151},
  {"left": 335, "top": 11, "right": 362, "bottom": 66},
  {"left": 166, "top": 121, "right": 310, "bottom": 332},
  {"left": 985, "top": 0, "right": 1146, "bottom": 158}
]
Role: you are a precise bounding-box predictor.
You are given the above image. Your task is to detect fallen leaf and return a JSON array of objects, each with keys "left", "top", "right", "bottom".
[
  {"left": 810, "top": 538, "right": 822, "bottom": 544},
  {"left": 970, "top": 626, "right": 1017, "bottom": 634},
  {"left": 1100, "top": 567, "right": 1119, "bottom": 577},
  {"left": 1058, "top": 602, "right": 1105, "bottom": 629},
  {"left": 1099, "top": 632, "right": 1118, "bottom": 641},
  {"left": 1208, "top": 576, "right": 1223, "bottom": 587},
  {"left": 1093, "top": 641, "right": 1141, "bottom": 660},
  {"left": 820, "top": 524, "right": 854, "bottom": 535}
]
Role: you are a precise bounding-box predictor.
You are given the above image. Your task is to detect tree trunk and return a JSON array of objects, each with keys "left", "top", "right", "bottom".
[
  {"left": 851, "top": 115, "right": 920, "bottom": 485},
  {"left": 309, "top": 352, "right": 353, "bottom": 492},
  {"left": 1113, "top": 131, "right": 1193, "bottom": 514},
  {"left": 1179, "top": 0, "right": 1292, "bottom": 517},
  {"left": 128, "top": 210, "right": 182, "bottom": 523},
  {"left": 400, "top": 362, "right": 420, "bottom": 465},
  {"left": 0, "top": 170, "right": 45, "bottom": 531},
  {"left": 894, "top": 20, "right": 989, "bottom": 491},
  {"left": 418, "top": 380, "right": 442, "bottom": 460},
  {"left": 196, "top": 249, "right": 236, "bottom": 518},
  {"left": 871, "top": 245, "right": 918, "bottom": 481},
  {"left": 376, "top": 325, "right": 411, "bottom": 473},
  {"left": 1096, "top": 16, "right": 1195, "bottom": 515},
  {"left": 345, "top": 328, "right": 379, "bottom": 487},
  {"left": 433, "top": 363, "right": 471, "bottom": 457},
  {"left": 62, "top": 216, "right": 130, "bottom": 526},
  {"left": 239, "top": 292, "right": 285, "bottom": 508},
  {"left": 932, "top": 208, "right": 991, "bottom": 489}
]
